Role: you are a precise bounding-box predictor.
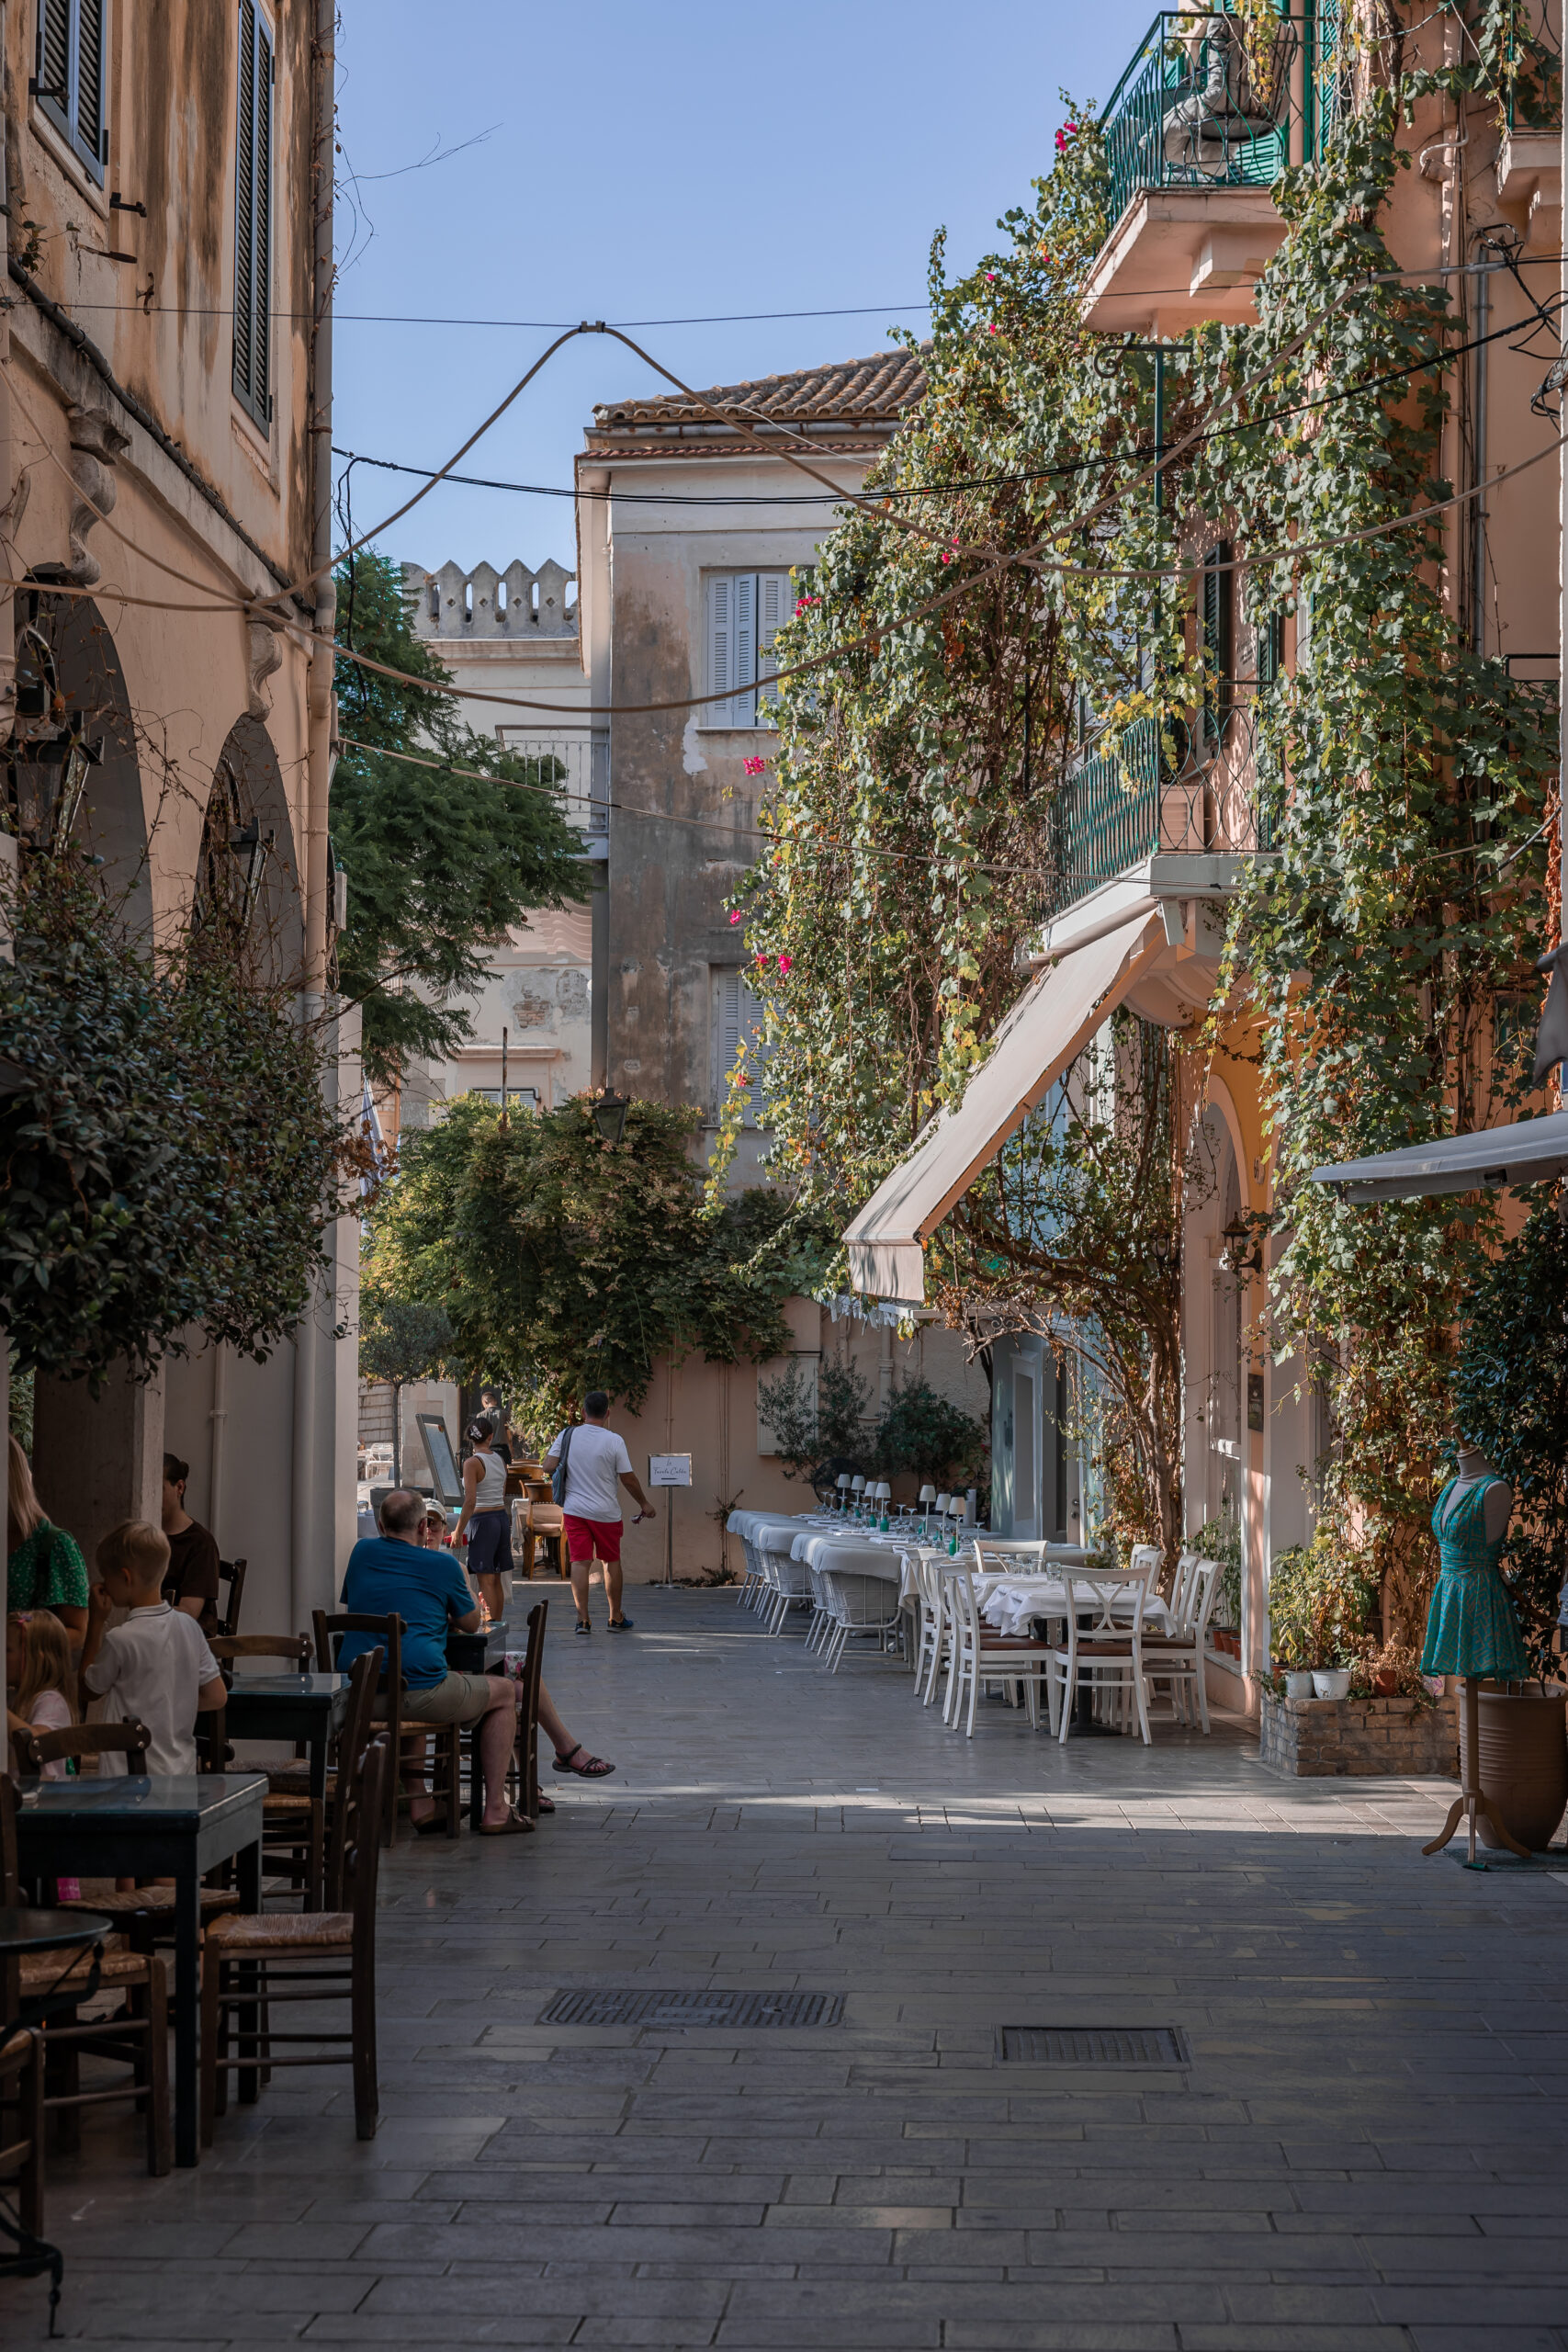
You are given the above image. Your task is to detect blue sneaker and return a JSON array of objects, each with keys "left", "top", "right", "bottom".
[{"left": 607, "top": 1615, "right": 635, "bottom": 1633}]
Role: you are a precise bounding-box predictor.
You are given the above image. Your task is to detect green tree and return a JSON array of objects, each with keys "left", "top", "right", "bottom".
[
  {"left": 357, "top": 1295, "right": 457, "bottom": 1485},
  {"left": 874, "top": 1376, "right": 988, "bottom": 1487},
  {"left": 0, "top": 859, "right": 346, "bottom": 1384},
  {"left": 364, "top": 1093, "right": 816, "bottom": 1440},
  {"left": 330, "top": 551, "right": 590, "bottom": 1084},
  {"left": 756, "top": 1353, "right": 874, "bottom": 1483}
]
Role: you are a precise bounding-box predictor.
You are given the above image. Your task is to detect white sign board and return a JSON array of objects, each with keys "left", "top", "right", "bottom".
[{"left": 648, "top": 1453, "right": 692, "bottom": 1487}]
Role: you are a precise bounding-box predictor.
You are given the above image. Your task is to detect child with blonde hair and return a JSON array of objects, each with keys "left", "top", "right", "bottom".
[
  {"left": 79, "top": 1521, "right": 226, "bottom": 1777},
  {"left": 6, "top": 1610, "right": 77, "bottom": 1775}
]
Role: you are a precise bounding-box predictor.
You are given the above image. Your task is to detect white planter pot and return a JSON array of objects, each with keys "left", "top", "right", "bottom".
[
  {"left": 1283, "top": 1671, "right": 1315, "bottom": 1701},
  {"left": 1312, "top": 1668, "right": 1351, "bottom": 1700}
]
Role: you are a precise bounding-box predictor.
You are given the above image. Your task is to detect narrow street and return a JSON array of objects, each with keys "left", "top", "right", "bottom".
[{"left": 20, "top": 1592, "right": 1568, "bottom": 2350}]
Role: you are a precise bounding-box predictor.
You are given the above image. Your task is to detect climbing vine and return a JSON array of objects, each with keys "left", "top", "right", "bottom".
[{"left": 716, "top": 27, "right": 1556, "bottom": 1595}]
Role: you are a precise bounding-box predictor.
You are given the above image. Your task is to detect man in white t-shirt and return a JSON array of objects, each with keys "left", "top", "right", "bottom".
[{"left": 544, "top": 1390, "right": 655, "bottom": 1635}]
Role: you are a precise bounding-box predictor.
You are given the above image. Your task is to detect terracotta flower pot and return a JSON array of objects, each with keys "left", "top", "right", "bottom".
[
  {"left": 1459, "top": 1685, "right": 1568, "bottom": 1852},
  {"left": 1373, "top": 1671, "right": 1399, "bottom": 1697}
]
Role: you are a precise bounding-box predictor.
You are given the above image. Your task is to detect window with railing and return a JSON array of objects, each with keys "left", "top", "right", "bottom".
[{"left": 1101, "top": 3, "right": 1302, "bottom": 228}]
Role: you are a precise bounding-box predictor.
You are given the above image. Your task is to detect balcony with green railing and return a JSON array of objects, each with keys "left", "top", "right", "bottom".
[
  {"left": 1084, "top": 4, "right": 1310, "bottom": 332},
  {"left": 1045, "top": 704, "right": 1275, "bottom": 923},
  {"left": 1101, "top": 5, "right": 1303, "bottom": 232}
]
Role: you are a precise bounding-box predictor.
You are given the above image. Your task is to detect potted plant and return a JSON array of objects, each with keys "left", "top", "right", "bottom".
[
  {"left": 1449, "top": 1199, "right": 1568, "bottom": 1850},
  {"left": 1269, "top": 1532, "right": 1378, "bottom": 1702}
]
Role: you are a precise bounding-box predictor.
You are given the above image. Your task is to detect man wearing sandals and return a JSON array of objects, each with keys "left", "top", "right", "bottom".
[
  {"left": 339, "top": 1490, "right": 615, "bottom": 1832},
  {"left": 545, "top": 1391, "right": 655, "bottom": 1636}
]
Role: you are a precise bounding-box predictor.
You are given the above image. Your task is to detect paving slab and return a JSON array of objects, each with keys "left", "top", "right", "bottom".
[{"left": 5, "top": 1586, "right": 1564, "bottom": 2347}]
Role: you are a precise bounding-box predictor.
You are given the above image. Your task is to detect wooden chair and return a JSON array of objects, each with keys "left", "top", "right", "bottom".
[
  {"left": 242, "top": 1648, "right": 384, "bottom": 1905},
  {"left": 525, "top": 1502, "right": 568, "bottom": 1580},
  {"left": 312, "top": 1611, "right": 447, "bottom": 1846},
  {"left": 1, "top": 1759, "right": 171, "bottom": 2175},
  {"left": 216, "top": 1557, "right": 248, "bottom": 1638},
  {"left": 200, "top": 1735, "right": 390, "bottom": 2146},
  {"left": 1049, "top": 1577, "right": 1152, "bottom": 1746},
  {"left": 208, "top": 1635, "right": 322, "bottom": 1905},
  {"left": 513, "top": 1600, "right": 547, "bottom": 1824},
  {"left": 0, "top": 1781, "right": 47, "bottom": 2260},
  {"left": 1141, "top": 1557, "right": 1220, "bottom": 1733}
]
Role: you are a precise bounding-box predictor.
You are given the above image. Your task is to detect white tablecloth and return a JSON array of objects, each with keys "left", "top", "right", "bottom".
[{"left": 977, "top": 1576, "right": 1172, "bottom": 1636}]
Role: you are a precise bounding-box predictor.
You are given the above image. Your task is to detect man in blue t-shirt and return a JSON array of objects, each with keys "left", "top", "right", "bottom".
[{"left": 339, "top": 1487, "right": 530, "bottom": 1835}]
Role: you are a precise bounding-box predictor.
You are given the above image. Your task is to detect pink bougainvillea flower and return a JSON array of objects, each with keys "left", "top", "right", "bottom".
[
  {"left": 985, "top": 270, "right": 998, "bottom": 281},
  {"left": 728, "top": 910, "right": 742, "bottom": 925},
  {"left": 987, "top": 323, "right": 999, "bottom": 334},
  {"left": 942, "top": 551, "right": 953, "bottom": 565},
  {"left": 754, "top": 953, "right": 772, "bottom": 969},
  {"left": 777, "top": 954, "right": 793, "bottom": 975},
  {"left": 743, "top": 755, "right": 767, "bottom": 776}
]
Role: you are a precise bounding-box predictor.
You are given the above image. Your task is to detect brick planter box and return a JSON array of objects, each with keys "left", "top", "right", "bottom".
[{"left": 1258, "top": 1688, "right": 1459, "bottom": 1779}]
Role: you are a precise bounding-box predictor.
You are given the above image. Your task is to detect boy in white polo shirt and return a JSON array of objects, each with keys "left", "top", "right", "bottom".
[{"left": 79, "top": 1521, "right": 226, "bottom": 1775}]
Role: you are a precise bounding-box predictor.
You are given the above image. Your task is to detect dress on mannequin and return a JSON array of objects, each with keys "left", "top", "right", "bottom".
[{"left": 1420, "top": 1467, "right": 1527, "bottom": 1682}]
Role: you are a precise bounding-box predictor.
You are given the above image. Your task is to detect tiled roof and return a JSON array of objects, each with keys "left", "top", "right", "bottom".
[{"left": 591, "top": 348, "right": 927, "bottom": 432}]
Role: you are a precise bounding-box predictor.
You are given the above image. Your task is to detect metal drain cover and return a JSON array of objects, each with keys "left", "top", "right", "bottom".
[
  {"left": 541, "top": 1988, "right": 844, "bottom": 2030},
  {"left": 996, "top": 2026, "right": 1189, "bottom": 2065}
]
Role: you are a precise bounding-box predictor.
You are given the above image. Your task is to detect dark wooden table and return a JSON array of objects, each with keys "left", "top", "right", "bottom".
[
  {"left": 14, "top": 1774, "right": 265, "bottom": 2167},
  {"left": 223, "top": 1672, "right": 347, "bottom": 1803}
]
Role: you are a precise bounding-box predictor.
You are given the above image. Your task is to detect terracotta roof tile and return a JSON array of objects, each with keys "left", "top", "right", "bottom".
[{"left": 591, "top": 347, "right": 927, "bottom": 432}]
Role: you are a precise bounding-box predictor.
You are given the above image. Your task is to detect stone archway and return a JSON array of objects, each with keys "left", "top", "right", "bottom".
[
  {"left": 7, "top": 586, "right": 149, "bottom": 926},
  {"left": 192, "top": 712, "right": 303, "bottom": 986}
]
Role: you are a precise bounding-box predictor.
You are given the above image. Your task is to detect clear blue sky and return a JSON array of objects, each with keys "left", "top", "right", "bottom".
[{"left": 332, "top": 0, "right": 1154, "bottom": 579}]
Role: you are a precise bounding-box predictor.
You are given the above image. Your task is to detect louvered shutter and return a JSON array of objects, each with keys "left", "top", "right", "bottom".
[
  {"left": 38, "top": 0, "right": 70, "bottom": 119},
  {"left": 707, "top": 573, "right": 734, "bottom": 728},
  {"left": 38, "top": 0, "right": 105, "bottom": 179},
  {"left": 756, "top": 571, "right": 792, "bottom": 718},
  {"left": 232, "top": 1, "right": 273, "bottom": 426},
  {"left": 738, "top": 977, "right": 768, "bottom": 1124},
  {"left": 75, "top": 0, "right": 104, "bottom": 170},
  {"left": 1202, "top": 543, "right": 1233, "bottom": 746},
  {"left": 732, "top": 572, "right": 757, "bottom": 726},
  {"left": 716, "top": 970, "right": 769, "bottom": 1125}
]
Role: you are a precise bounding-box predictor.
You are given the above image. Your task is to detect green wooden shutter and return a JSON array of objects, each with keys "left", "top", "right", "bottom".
[
  {"left": 37, "top": 0, "right": 105, "bottom": 181},
  {"left": 232, "top": 1, "right": 272, "bottom": 426}
]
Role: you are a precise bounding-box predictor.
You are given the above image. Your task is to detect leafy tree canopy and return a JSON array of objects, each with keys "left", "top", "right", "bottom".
[
  {"left": 0, "top": 860, "right": 347, "bottom": 1384},
  {"left": 330, "top": 551, "right": 590, "bottom": 1085},
  {"left": 358, "top": 1295, "right": 456, "bottom": 1392},
  {"left": 364, "top": 1093, "right": 828, "bottom": 1437}
]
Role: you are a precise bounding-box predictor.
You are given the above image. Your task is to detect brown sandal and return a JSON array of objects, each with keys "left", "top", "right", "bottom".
[{"left": 477, "top": 1810, "right": 535, "bottom": 1836}]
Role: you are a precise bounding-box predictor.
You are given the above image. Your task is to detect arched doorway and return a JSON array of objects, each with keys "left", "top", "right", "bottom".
[
  {"left": 6, "top": 587, "right": 148, "bottom": 924},
  {"left": 191, "top": 714, "right": 302, "bottom": 985}
]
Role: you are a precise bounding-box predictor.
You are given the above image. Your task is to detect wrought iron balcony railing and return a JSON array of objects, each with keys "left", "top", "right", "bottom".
[
  {"left": 1045, "top": 702, "right": 1275, "bottom": 922},
  {"left": 1505, "top": 2, "right": 1562, "bottom": 130},
  {"left": 1101, "top": 5, "right": 1303, "bottom": 229}
]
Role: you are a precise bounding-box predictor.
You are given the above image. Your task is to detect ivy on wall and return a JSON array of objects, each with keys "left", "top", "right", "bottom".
[{"left": 717, "top": 56, "right": 1556, "bottom": 1600}]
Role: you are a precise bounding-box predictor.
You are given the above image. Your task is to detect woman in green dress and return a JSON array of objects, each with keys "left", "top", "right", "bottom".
[
  {"left": 6, "top": 1434, "right": 89, "bottom": 1633},
  {"left": 1420, "top": 1464, "right": 1528, "bottom": 1681}
]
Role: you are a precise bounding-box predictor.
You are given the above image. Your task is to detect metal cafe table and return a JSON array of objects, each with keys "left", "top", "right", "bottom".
[
  {"left": 13, "top": 1773, "right": 265, "bottom": 2167},
  {"left": 223, "top": 1671, "right": 346, "bottom": 1804}
]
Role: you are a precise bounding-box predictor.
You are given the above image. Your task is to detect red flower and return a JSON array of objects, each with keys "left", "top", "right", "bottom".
[
  {"left": 743, "top": 755, "right": 767, "bottom": 776},
  {"left": 778, "top": 954, "right": 793, "bottom": 976},
  {"left": 728, "top": 910, "right": 742, "bottom": 925}
]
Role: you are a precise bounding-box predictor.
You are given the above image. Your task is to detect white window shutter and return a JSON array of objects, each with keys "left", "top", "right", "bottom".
[
  {"left": 738, "top": 977, "right": 768, "bottom": 1125},
  {"left": 732, "top": 573, "right": 757, "bottom": 727},
  {"left": 757, "top": 571, "right": 791, "bottom": 716},
  {"left": 707, "top": 573, "right": 733, "bottom": 728}
]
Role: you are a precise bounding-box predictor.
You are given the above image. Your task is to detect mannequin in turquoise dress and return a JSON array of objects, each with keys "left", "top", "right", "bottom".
[{"left": 1420, "top": 1442, "right": 1529, "bottom": 1861}]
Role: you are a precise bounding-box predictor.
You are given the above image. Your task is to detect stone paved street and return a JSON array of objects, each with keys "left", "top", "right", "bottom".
[{"left": 7, "top": 1589, "right": 1568, "bottom": 2350}]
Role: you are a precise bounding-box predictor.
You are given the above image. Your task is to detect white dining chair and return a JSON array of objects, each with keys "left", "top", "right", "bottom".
[
  {"left": 908, "top": 1554, "right": 944, "bottom": 1700},
  {"left": 1127, "top": 1544, "right": 1165, "bottom": 1595},
  {"left": 758, "top": 1535, "right": 815, "bottom": 1635},
  {"left": 944, "top": 1570, "right": 1055, "bottom": 1737},
  {"left": 818, "top": 1569, "right": 904, "bottom": 1672},
  {"left": 1141, "top": 1557, "right": 1220, "bottom": 1732},
  {"left": 969, "top": 1537, "right": 1051, "bottom": 1573},
  {"left": 1049, "top": 1577, "right": 1151, "bottom": 1746}
]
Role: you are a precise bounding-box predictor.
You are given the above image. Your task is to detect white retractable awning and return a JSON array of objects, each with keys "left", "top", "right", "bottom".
[
  {"left": 1309, "top": 1111, "right": 1568, "bottom": 1203},
  {"left": 843, "top": 913, "right": 1163, "bottom": 1302}
]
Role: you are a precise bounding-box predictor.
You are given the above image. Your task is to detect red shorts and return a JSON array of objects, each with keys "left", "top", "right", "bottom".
[{"left": 563, "top": 1513, "right": 623, "bottom": 1565}]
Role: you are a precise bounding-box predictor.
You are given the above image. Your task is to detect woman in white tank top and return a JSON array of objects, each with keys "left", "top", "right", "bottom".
[{"left": 456, "top": 1416, "right": 513, "bottom": 1620}]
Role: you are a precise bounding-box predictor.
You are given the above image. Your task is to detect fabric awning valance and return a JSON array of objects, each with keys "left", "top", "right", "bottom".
[
  {"left": 843, "top": 913, "right": 1162, "bottom": 1302},
  {"left": 1309, "top": 1111, "right": 1568, "bottom": 1203}
]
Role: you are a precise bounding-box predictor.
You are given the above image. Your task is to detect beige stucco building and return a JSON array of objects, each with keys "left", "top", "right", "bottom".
[{"left": 2, "top": 0, "right": 356, "bottom": 1626}]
